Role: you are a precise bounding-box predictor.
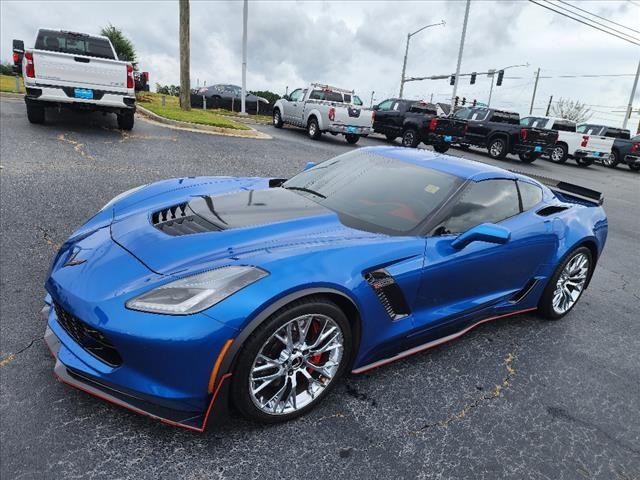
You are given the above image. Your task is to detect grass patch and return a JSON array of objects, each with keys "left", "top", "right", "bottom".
[
  {"left": 0, "top": 74, "right": 24, "bottom": 93},
  {"left": 136, "top": 92, "right": 250, "bottom": 130},
  {"left": 208, "top": 108, "right": 272, "bottom": 125}
]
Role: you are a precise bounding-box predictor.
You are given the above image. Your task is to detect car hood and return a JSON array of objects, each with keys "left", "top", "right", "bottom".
[{"left": 110, "top": 180, "right": 384, "bottom": 275}]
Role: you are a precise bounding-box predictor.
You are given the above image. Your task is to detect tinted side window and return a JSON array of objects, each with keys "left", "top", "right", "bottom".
[
  {"left": 377, "top": 99, "right": 394, "bottom": 111},
  {"left": 438, "top": 180, "right": 519, "bottom": 234},
  {"left": 519, "top": 181, "right": 543, "bottom": 211},
  {"left": 289, "top": 89, "right": 304, "bottom": 102}
]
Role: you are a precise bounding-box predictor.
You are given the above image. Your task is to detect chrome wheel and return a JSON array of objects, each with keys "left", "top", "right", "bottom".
[
  {"left": 402, "top": 131, "right": 415, "bottom": 147},
  {"left": 552, "top": 252, "right": 589, "bottom": 315},
  {"left": 551, "top": 146, "right": 565, "bottom": 162},
  {"left": 273, "top": 110, "right": 281, "bottom": 126},
  {"left": 249, "top": 314, "right": 344, "bottom": 415},
  {"left": 490, "top": 140, "right": 503, "bottom": 157},
  {"left": 308, "top": 122, "right": 317, "bottom": 136}
]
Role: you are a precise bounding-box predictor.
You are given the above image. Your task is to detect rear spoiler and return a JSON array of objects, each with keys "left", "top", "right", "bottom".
[{"left": 510, "top": 170, "right": 604, "bottom": 206}]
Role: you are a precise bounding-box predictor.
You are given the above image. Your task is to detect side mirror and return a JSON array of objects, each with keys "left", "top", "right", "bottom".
[
  {"left": 304, "top": 162, "right": 317, "bottom": 171},
  {"left": 451, "top": 223, "right": 510, "bottom": 250},
  {"left": 372, "top": 104, "right": 379, "bottom": 111},
  {"left": 282, "top": 95, "right": 290, "bottom": 101}
]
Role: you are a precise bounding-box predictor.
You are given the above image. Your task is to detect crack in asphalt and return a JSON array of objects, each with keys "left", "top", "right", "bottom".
[
  {"left": 37, "top": 226, "right": 61, "bottom": 250},
  {"left": 56, "top": 133, "right": 96, "bottom": 161},
  {"left": 0, "top": 338, "right": 41, "bottom": 368},
  {"left": 418, "top": 350, "right": 518, "bottom": 431}
]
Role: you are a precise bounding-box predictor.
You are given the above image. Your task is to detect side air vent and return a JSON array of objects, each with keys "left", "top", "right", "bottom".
[
  {"left": 536, "top": 205, "right": 569, "bottom": 217},
  {"left": 151, "top": 203, "right": 220, "bottom": 236},
  {"left": 364, "top": 269, "right": 410, "bottom": 320}
]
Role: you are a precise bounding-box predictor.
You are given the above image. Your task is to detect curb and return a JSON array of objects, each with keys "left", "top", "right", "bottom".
[
  {"left": 136, "top": 105, "right": 271, "bottom": 139},
  {"left": 0, "top": 91, "right": 24, "bottom": 99}
]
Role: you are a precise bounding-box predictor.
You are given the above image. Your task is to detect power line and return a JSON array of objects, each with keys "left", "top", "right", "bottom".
[
  {"left": 529, "top": 0, "right": 640, "bottom": 46},
  {"left": 505, "top": 73, "right": 637, "bottom": 79},
  {"left": 554, "top": 0, "right": 640, "bottom": 36}
]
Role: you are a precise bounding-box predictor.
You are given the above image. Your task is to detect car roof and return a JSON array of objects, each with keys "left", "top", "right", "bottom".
[{"left": 361, "top": 146, "right": 519, "bottom": 181}]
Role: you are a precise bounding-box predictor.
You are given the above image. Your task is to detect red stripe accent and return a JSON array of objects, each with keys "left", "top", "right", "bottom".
[{"left": 351, "top": 308, "right": 536, "bottom": 374}]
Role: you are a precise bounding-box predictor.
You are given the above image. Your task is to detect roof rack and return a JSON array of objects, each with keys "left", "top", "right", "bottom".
[
  {"left": 509, "top": 170, "right": 604, "bottom": 205},
  {"left": 310, "top": 83, "right": 354, "bottom": 95}
]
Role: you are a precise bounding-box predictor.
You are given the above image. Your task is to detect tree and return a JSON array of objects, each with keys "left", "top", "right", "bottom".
[
  {"left": 100, "top": 24, "right": 137, "bottom": 64},
  {"left": 550, "top": 98, "right": 592, "bottom": 123},
  {"left": 179, "top": 0, "right": 190, "bottom": 111}
]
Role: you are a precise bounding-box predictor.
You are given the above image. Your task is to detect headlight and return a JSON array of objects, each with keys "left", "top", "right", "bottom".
[
  {"left": 101, "top": 184, "right": 147, "bottom": 211},
  {"left": 126, "top": 266, "right": 268, "bottom": 315}
]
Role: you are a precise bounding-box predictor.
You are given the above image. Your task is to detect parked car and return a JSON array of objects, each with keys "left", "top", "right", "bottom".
[
  {"left": 520, "top": 116, "right": 613, "bottom": 167},
  {"left": 272, "top": 83, "right": 374, "bottom": 144},
  {"left": 17, "top": 29, "right": 136, "bottom": 129},
  {"left": 195, "top": 84, "right": 268, "bottom": 106},
  {"left": 452, "top": 107, "right": 558, "bottom": 163},
  {"left": 42, "top": 146, "right": 607, "bottom": 429},
  {"left": 577, "top": 124, "right": 640, "bottom": 171},
  {"left": 372, "top": 99, "right": 467, "bottom": 152},
  {"left": 134, "top": 71, "right": 150, "bottom": 92}
]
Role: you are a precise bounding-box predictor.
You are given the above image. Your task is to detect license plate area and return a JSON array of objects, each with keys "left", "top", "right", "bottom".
[
  {"left": 444, "top": 135, "right": 453, "bottom": 142},
  {"left": 534, "top": 145, "right": 542, "bottom": 152},
  {"left": 74, "top": 88, "right": 93, "bottom": 100},
  {"left": 346, "top": 126, "right": 358, "bottom": 134}
]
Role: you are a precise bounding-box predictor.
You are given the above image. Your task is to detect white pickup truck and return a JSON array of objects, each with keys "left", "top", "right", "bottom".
[
  {"left": 520, "top": 116, "right": 613, "bottom": 167},
  {"left": 272, "top": 83, "right": 373, "bottom": 144},
  {"left": 20, "top": 29, "right": 136, "bottom": 129}
]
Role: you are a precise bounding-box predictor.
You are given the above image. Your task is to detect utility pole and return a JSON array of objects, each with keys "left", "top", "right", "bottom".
[
  {"left": 623, "top": 58, "right": 640, "bottom": 130},
  {"left": 179, "top": 0, "right": 190, "bottom": 111},
  {"left": 487, "top": 70, "right": 495, "bottom": 107},
  {"left": 529, "top": 67, "right": 541, "bottom": 115},
  {"left": 240, "top": 0, "right": 248, "bottom": 115},
  {"left": 545, "top": 95, "right": 553, "bottom": 116},
  {"left": 370, "top": 90, "right": 375, "bottom": 108},
  {"left": 398, "top": 20, "right": 445, "bottom": 98},
  {"left": 451, "top": 0, "right": 471, "bottom": 113}
]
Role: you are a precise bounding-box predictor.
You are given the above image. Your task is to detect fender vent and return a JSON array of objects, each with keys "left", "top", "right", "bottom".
[
  {"left": 536, "top": 205, "right": 569, "bottom": 217},
  {"left": 151, "top": 203, "right": 219, "bottom": 236},
  {"left": 365, "top": 269, "right": 410, "bottom": 320}
]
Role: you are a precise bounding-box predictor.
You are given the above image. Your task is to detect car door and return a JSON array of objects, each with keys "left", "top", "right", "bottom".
[
  {"left": 408, "top": 178, "right": 556, "bottom": 346},
  {"left": 372, "top": 99, "right": 396, "bottom": 135},
  {"left": 458, "top": 108, "right": 491, "bottom": 145},
  {"left": 282, "top": 88, "right": 306, "bottom": 124}
]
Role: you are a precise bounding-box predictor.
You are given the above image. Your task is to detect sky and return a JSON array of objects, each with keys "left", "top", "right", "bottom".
[{"left": 1, "top": 0, "right": 638, "bottom": 130}]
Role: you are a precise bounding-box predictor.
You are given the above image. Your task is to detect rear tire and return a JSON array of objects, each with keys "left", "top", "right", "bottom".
[
  {"left": 538, "top": 247, "right": 592, "bottom": 320},
  {"left": 518, "top": 152, "right": 538, "bottom": 163},
  {"left": 26, "top": 103, "right": 45, "bottom": 124},
  {"left": 549, "top": 144, "right": 568, "bottom": 163},
  {"left": 232, "top": 297, "right": 352, "bottom": 424},
  {"left": 345, "top": 134, "right": 359, "bottom": 144},
  {"left": 307, "top": 117, "right": 321, "bottom": 140},
  {"left": 602, "top": 150, "right": 618, "bottom": 168},
  {"left": 575, "top": 157, "right": 594, "bottom": 167},
  {"left": 385, "top": 134, "right": 397, "bottom": 142},
  {"left": 117, "top": 112, "right": 134, "bottom": 130},
  {"left": 273, "top": 108, "right": 283, "bottom": 128},
  {"left": 488, "top": 137, "right": 508, "bottom": 159},
  {"left": 433, "top": 143, "right": 450, "bottom": 153},
  {"left": 402, "top": 129, "right": 420, "bottom": 148}
]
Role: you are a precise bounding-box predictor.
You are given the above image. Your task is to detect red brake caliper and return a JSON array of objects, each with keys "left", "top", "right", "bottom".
[{"left": 307, "top": 320, "right": 324, "bottom": 372}]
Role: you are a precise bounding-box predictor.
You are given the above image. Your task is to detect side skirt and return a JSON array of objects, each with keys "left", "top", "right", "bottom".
[{"left": 351, "top": 307, "right": 536, "bottom": 375}]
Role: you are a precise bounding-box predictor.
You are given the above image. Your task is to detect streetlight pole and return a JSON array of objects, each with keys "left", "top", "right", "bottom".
[
  {"left": 529, "top": 67, "right": 541, "bottom": 114},
  {"left": 398, "top": 20, "right": 445, "bottom": 98},
  {"left": 451, "top": 0, "right": 471, "bottom": 113},
  {"left": 240, "top": 0, "right": 248, "bottom": 116},
  {"left": 487, "top": 63, "right": 529, "bottom": 107},
  {"left": 622, "top": 58, "right": 640, "bottom": 130}
]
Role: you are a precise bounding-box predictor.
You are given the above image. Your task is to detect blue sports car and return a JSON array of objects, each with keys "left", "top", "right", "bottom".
[{"left": 43, "top": 146, "right": 607, "bottom": 430}]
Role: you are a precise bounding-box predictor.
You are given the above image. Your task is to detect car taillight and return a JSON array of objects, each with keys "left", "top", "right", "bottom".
[
  {"left": 24, "top": 51, "right": 35, "bottom": 78},
  {"left": 127, "top": 64, "right": 134, "bottom": 89},
  {"left": 428, "top": 118, "right": 438, "bottom": 131},
  {"left": 144, "top": 71, "right": 149, "bottom": 82},
  {"left": 12, "top": 52, "right": 20, "bottom": 63},
  {"left": 520, "top": 128, "right": 528, "bottom": 141},
  {"left": 632, "top": 142, "right": 639, "bottom": 154},
  {"left": 328, "top": 107, "right": 335, "bottom": 121},
  {"left": 372, "top": 110, "right": 376, "bottom": 121}
]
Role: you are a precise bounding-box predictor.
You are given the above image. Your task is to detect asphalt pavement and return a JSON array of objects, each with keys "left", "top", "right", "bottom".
[{"left": 1, "top": 96, "right": 639, "bottom": 480}]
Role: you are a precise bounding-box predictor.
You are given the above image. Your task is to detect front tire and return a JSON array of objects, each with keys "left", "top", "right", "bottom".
[
  {"left": 538, "top": 247, "right": 592, "bottom": 320},
  {"left": 433, "top": 143, "right": 450, "bottom": 153},
  {"left": 549, "top": 144, "right": 568, "bottom": 163},
  {"left": 307, "top": 117, "right": 321, "bottom": 140},
  {"left": 26, "top": 103, "right": 45, "bottom": 124},
  {"left": 488, "top": 137, "right": 508, "bottom": 159},
  {"left": 272, "top": 108, "right": 283, "bottom": 128},
  {"left": 601, "top": 150, "right": 618, "bottom": 168},
  {"left": 117, "top": 111, "right": 134, "bottom": 130},
  {"left": 345, "top": 134, "right": 359, "bottom": 144},
  {"left": 402, "top": 129, "right": 420, "bottom": 148},
  {"left": 232, "top": 297, "right": 352, "bottom": 423}
]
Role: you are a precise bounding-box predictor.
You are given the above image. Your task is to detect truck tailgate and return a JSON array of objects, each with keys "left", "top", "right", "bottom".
[
  {"left": 33, "top": 50, "right": 128, "bottom": 91},
  {"left": 523, "top": 127, "right": 557, "bottom": 147},
  {"left": 332, "top": 105, "right": 373, "bottom": 128},
  {"left": 433, "top": 118, "right": 466, "bottom": 137},
  {"left": 579, "top": 134, "right": 614, "bottom": 154}
]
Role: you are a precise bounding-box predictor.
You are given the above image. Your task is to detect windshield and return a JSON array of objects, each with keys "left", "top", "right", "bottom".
[
  {"left": 283, "top": 150, "right": 462, "bottom": 234},
  {"left": 35, "top": 30, "right": 115, "bottom": 59},
  {"left": 520, "top": 117, "right": 549, "bottom": 128}
]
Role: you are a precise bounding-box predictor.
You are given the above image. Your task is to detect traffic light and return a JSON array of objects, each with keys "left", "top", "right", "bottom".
[
  {"left": 454, "top": 96, "right": 459, "bottom": 107},
  {"left": 450, "top": 75, "right": 455, "bottom": 86},
  {"left": 496, "top": 69, "right": 504, "bottom": 86},
  {"left": 470, "top": 72, "right": 477, "bottom": 85},
  {"left": 472, "top": 99, "right": 477, "bottom": 107},
  {"left": 462, "top": 97, "right": 466, "bottom": 105}
]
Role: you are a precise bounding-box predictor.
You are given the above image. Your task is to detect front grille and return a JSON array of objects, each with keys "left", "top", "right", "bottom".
[
  {"left": 54, "top": 303, "right": 122, "bottom": 367},
  {"left": 151, "top": 202, "right": 219, "bottom": 236}
]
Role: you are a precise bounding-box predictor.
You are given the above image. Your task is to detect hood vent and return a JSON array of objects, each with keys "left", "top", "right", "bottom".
[
  {"left": 365, "top": 269, "right": 410, "bottom": 320},
  {"left": 151, "top": 202, "right": 220, "bottom": 236}
]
